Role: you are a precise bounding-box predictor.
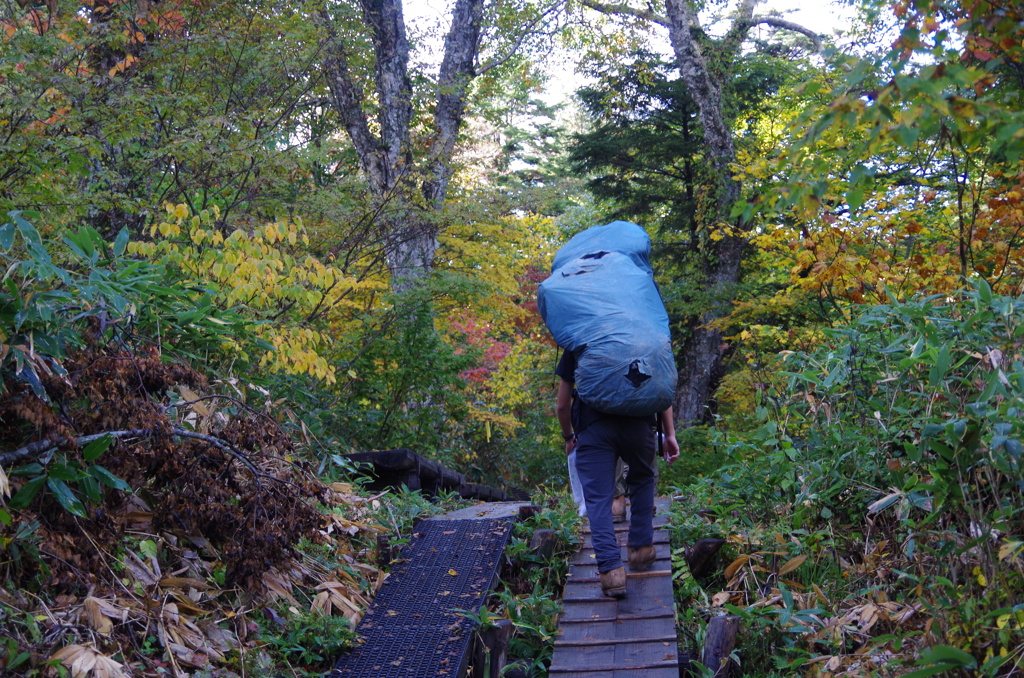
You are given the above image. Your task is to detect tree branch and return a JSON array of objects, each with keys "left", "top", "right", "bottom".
[
  {"left": 578, "top": 0, "right": 669, "bottom": 27},
  {"left": 0, "top": 427, "right": 298, "bottom": 490},
  {"left": 317, "top": 9, "right": 388, "bottom": 192},
  {"left": 0, "top": 429, "right": 152, "bottom": 468},
  {"left": 745, "top": 15, "right": 822, "bottom": 52},
  {"left": 423, "top": 0, "right": 485, "bottom": 207},
  {"left": 360, "top": 0, "right": 413, "bottom": 186},
  {"left": 478, "top": 0, "right": 565, "bottom": 75}
]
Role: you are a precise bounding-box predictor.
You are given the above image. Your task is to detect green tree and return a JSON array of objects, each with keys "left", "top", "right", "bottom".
[
  {"left": 570, "top": 0, "right": 825, "bottom": 424},
  {"left": 1, "top": 0, "right": 337, "bottom": 236}
]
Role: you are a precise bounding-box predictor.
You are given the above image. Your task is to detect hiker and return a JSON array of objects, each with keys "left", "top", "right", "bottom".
[{"left": 556, "top": 351, "right": 679, "bottom": 598}]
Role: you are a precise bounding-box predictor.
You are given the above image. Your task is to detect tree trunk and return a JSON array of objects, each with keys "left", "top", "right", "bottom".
[
  {"left": 663, "top": 0, "right": 753, "bottom": 425},
  {"left": 320, "top": 0, "right": 484, "bottom": 292}
]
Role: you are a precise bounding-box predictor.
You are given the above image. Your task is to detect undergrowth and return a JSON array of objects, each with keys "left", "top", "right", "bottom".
[{"left": 669, "top": 286, "right": 1024, "bottom": 677}]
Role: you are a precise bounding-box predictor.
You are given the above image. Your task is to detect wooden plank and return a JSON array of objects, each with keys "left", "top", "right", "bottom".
[
  {"left": 546, "top": 669, "right": 678, "bottom": 678},
  {"left": 570, "top": 557, "right": 671, "bottom": 579},
  {"left": 580, "top": 533, "right": 670, "bottom": 549},
  {"left": 557, "top": 617, "right": 673, "bottom": 643},
  {"left": 555, "top": 635, "right": 677, "bottom": 647},
  {"left": 557, "top": 610, "right": 675, "bottom": 624},
  {"left": 614, "top": 639, "right": 679, "bottom": 667},
  {"left": 581, "top": 514, "right": 670, "bottom": 533},
  {"left": 570, "top": 542, "right": 671, "bottom": 565},
  {"left": 549, "top": 659, "right": 678, "bottom": 673},
  {"left": 567, "top": 569, "right": 672, "bottom": 583}
]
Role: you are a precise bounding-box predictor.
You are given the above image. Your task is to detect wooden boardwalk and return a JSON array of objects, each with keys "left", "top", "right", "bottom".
[{"left": 549, "top": 498, "right": 678, "bottom": 678}]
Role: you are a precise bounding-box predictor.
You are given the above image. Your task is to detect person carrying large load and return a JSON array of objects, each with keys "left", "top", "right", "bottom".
[{"left": 539, "top": 220, "right": 680, "bottom": 599}]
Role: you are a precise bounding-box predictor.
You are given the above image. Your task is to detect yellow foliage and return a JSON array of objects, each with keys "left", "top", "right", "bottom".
[
  {"left": 128, "top": 203, "right": 386, "bottom": 382},
  {"left": 434, "top": 211, "right": 560, "bottom": 436}
]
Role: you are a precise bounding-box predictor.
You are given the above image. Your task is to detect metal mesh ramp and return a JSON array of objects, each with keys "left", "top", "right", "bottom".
[{"left": 327, "top": 517, "right": 515, "bottom": 678}]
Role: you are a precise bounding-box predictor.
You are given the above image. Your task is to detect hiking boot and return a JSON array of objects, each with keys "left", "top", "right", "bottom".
[
  {"left": 612, "top": 495, "right": 627, "bottom": 523},
  {"left": 628, "top": 545, "right": 657, "bottom": 572},
  {"left": 600, "top": 566, "right": 627, "bottom": 598}
]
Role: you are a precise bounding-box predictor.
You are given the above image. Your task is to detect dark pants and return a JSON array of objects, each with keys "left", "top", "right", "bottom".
[{"left": 575, "top": 415, "right": 657, "bottom": 573}]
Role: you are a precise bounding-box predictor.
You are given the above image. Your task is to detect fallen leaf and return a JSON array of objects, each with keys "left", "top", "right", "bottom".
[
  {"left": 160, "top": 576, "right": 211, "bottom": 590},
  {"left": 51, "top": 645, "right": 127, "bottom": 678},
  {"left": 778, "top": 555, "right": 807, "bottom": 576},
  {"left": 724, "top": 554, "right": 750, "bottom": 581},
  {"left": 83, "top": 598, "right": 113, "bottom": 636}
]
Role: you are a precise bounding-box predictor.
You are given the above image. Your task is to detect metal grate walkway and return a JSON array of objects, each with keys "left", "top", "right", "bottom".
[
  {"left": 327, "top": 517, "right": 515, "bottom": 678},
  {"left": 549, "top": 497, "right": 679, "bottom": 678}
]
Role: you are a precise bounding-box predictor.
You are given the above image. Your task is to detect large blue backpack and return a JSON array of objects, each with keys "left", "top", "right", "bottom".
[{"left": 538, "top": 221, "right": 677, "bottom": 417}]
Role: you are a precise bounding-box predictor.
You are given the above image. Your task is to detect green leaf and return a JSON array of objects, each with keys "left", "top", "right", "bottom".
[
  {"left": 919, "top": 645, "right": 978, "bottom": 668},
  {"left": 46, "top": 478, "right": 87, "bottom": 518},
  {"left": 977, "top": 278, "right": 992, "bottom": 305},
  {"left": 113, "top": 227, "right": 130, "bottom": 258},
  {"left": 0, "top": 222, "right": 14, "bottom": 250},
  {"left": 9, "top": 651, "right": 30, "bottom": 670},
  {"left": 82, "top": 434, "right": 113, "bottom": 462},
  {"left": 901, "top": 665, "right": 958, "bottom": 678},
  {"left": 847, "top": 187, "right": 865, "bottom": 211},
  {"left": 87, "top": 465, "right": 132, "bottom": 492},
  {"left": 79, "top": 475, "right": 102, "bottom": 503},
  {"left": 928, "top": 344, "right": 951, "bottom": 387},
  {"left": 47, "top": 461, "right": 82, "bottom": 482},
  {"left": 8, "top": 475, "right": 46, "bottom": 509},
  {"left": 0, "top": 507, "right": 11, "bottom": 526},
  {"left": 139, "top": 539, "right": 159, "bottom": 560},
  {"left": 10, "top": 463, "right": 44, "bottom": 477}
]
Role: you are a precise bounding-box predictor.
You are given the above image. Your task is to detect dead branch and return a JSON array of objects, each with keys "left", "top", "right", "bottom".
[
  {"left": 0, "top": 429, "right": 152, "bottom": 468},
  {"left": 0, "top": 427, "right": 300, "bottom": 490}
]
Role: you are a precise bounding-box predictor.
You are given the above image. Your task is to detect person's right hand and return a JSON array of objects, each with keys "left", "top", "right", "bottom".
[{"left": 565, "top": 436, "right": 577, "bottom": 455}]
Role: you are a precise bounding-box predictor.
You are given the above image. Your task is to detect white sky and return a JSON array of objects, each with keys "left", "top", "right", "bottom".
[
  {"left": 405, "top": 0, "right": 855, "bottom": 40},
  {"left": 405, "top": 0, "right": 857, "bottom": 101}
]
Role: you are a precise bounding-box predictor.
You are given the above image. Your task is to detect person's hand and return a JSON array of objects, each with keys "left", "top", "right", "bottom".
[
  {"left": 565, "top": 436, "right": 577, "bottom": 455},
  {"left": 662, "top": 434, "right": 680, "bottom": 464}
]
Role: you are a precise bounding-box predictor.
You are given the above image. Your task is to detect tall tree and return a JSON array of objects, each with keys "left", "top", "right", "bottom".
[
  {"left": 576, "top": 0, "right": 821, "bottom": 425},
  {"left": 319, "top": 0, "right": 564, "bottom": 291}
]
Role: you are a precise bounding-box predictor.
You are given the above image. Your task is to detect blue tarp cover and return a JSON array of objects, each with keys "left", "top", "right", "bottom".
[{"left": 538, "top": 222, "right": 677, "bottom": 416}]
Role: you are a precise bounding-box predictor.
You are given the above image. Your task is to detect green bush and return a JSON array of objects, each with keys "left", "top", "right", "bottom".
[{"left": 686, "top": 283, "right": 1024, "bottom": 673}]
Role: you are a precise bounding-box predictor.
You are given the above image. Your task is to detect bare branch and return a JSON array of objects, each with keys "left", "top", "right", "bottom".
[
  {"left": 578, "top": 0, "right": 669, "bottom": 27},
  {"left": 0, "top": 427, "right": 299, "bottom": 490},
  {"left": 317, "top": 9, "right": 388, "bottom": 191},
  {"left": 0, "top": 429, "right": 152, "bottom": 468},
  {"left": 478, "top": 1, "right": 567, "bottom": 75}
]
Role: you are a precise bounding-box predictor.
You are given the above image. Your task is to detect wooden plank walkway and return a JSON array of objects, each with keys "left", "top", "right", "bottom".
[{"left": 549, "top": 497, "right": 678, "bottom": 678}]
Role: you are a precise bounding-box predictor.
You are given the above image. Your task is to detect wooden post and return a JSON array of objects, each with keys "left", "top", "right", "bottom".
[
  {"left": 518, "top": 504, "right": 542, "bottom": 521},
  {"left": 528, "top": 529, "right": 558, "bottom": 561},
  {"left": 471, "top": 619, "right": 514, "bottom": 678},
  {"left": 702, "top": 614, "right": 740, "bottom": 677},
  {"left": 375, "top": 534, "right": 396, "bottom": 568}
]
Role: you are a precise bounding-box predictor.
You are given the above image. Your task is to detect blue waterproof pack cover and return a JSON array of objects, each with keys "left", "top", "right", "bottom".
[{"left": 538, "top": 221, "right": 677, "bottom": 417}]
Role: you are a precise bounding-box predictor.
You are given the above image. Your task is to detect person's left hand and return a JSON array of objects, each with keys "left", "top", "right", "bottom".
[{"left": 662, "top": 434, "right": 680, "bottom": 464}]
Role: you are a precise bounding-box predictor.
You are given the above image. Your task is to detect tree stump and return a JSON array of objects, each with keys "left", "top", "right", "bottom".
[{"left": 686, "top": 538, "right": 725, "bottom": 578}]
